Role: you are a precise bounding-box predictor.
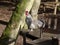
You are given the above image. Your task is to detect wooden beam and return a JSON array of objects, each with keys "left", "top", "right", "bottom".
[{"left": 41, "top": 2, "right": 60, "bottom": 4}]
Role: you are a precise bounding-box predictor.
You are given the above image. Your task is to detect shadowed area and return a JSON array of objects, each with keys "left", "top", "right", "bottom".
[
  {"left": 0, "top": 1, "right": 15, "bottom": 6},
  {"left": 0, "top": 20, "right": 8, "bottom": 25}
]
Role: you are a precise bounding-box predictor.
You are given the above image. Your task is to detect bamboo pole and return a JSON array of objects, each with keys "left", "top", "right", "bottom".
[
  {"left": 31, "top": 0, "right": 41, "bottom": 20},
  {"left": 0, "top": 0, "right": 34, "bottom": 45}
]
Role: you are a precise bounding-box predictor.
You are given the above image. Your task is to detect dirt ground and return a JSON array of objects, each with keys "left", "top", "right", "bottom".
[{"left": 0, "top": 6, "right": 13, "bottom": 37}]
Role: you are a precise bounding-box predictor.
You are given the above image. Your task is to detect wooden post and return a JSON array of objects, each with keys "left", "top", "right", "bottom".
[
  {"left": 52, "top": 37, "right": 59, "bottom": 45},
  {"left": 48, "top": 18, "right": 51, "bottom": 29},
  {"left": 54, "top": 0, "right": 58, "bottom": 30}
]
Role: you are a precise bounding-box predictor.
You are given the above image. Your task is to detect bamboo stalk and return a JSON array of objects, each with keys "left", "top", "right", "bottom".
[
  {"left": 31, "top": 0, "right": 41, "bottom": 20},
  {"left": 0, "top": 0, "right": 34, "bottom": 45}
]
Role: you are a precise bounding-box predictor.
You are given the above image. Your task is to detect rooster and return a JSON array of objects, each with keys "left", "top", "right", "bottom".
[
  {"left": 25, "top": 11, "right": 45, "bottom": 31},
  {"left": 25, "top": 11, "right": 32, "bottom": 31}
]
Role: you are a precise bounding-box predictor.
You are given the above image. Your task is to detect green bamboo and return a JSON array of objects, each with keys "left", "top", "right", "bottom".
[
  {"left": 0, "top": 0, "right": 29, "bottom": 45},
  {"left": 0, "top": 0, "right": 34, "bottom": 45}
]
